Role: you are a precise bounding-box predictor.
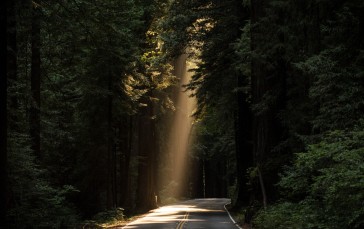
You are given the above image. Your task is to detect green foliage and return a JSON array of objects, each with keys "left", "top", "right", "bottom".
[
  {"left": 253, "top": 201, "right": 318, "bottom": 229},
  {"left": 7, "top": 132, "right": 78, "bottom": 228},
  {"left": 192, "top": 104, "right": 236, "bottom": 159},
  {"left": 81, "top": 208, "right": 125, "bottom": 228},
  {"left": 293, "top": 0, "right": 364, "bottom": 132},
  {"left": 253, "top": 125, "right": 364, "bottom": 229},
  {"left": 234, "top": 23, "right": 251, "bottom": 85},
  {"left": 190, "top": 105, "right": 237, "bottom": 197},
  {"left": 92, "top": 208, "right": 125, "bottom": 224},
  {"left": 295, "top": 48, "right": 364, "bottom": 132}
]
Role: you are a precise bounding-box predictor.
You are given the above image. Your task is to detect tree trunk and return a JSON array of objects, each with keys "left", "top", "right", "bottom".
[
  {"left": 251, "top": 0, "right": 268, "bottom": 208},
  {"left": 1, "top": 0, "right": 9, "bottom": 226},
  {"left": 152, "top": 118, "right": 160, "bottom": 205},
  {"left": 234, "top": 74, "right": 253, "bottom": 208},
  {"left": 119, "top": 115, "right": 133, "bottom": 207},
  {"left": 30, "top": 3, "right": 41, "bottom": 158},
  {"left": 0, "top": 69, "right": 7, "bottom": 227},
  {"left": 229, "top": 0, "right": 254, "bottom": 209},
  {"left": 250, "top": 0, "right": 290, "bottom": 207},
  {"left": 7, "top": 0, "right": 18, "bottom": 130},
  {"left": 106, "top": 69, "right": 117, "bottom": 209},
  {"left": 107, "top": 75, "right": 111, "bottom": 208},
  {"left": 257, "top": 166, "right": 267, "bottom": 209},
  {"left": 113, "top": 141, "right": 117, "bottom": 208},
  {"left": 136, "top": 96, "right": 157, "bottom": 211},
  {"left": 190, "top": 157, "right": 204, "bottom": 198}
]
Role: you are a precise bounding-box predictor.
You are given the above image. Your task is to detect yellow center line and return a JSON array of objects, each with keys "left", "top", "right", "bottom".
[{"left": 176, "top": 211, "right": 189, "bottom": 229}]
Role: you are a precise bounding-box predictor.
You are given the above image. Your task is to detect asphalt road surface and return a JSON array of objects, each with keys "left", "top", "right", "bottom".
[{"left": 121, "top": 198, "right": 240, "bottom": 229}]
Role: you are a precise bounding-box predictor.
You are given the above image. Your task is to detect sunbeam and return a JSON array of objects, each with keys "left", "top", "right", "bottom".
[{"left": 160, "top": 53, "right": 196, "bottom": 200}]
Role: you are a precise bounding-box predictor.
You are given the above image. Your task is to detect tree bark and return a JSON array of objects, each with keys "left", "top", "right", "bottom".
[
  {"left": 190, "top": 157, "right": 204, "bottom": 198},
  {"left": 119, "top": 116, "right": 132, "bottom": 207},
  {"left": 1, "top": 0, "right": 9, "bottom": 226},
  {"left": 228, "top": 0, "right": 254, "bottom": 209},
  {"left": 107, "top": 70, "right": 113, "bottom": 209},
  {"left": 136, "top": 95, "right": 157, "bottom": 211},
  {"left": 234, "top": 74, "right": 253, "bottom": 208},
  {"left": 251, "top": 0, "right": 269, "bottom": 208},
  {"left": 257, "top": 166, "right": 267, "bottom": 209},
  {"left": 7, "top": 0, "right": 18, "bottom": 130},
  {"left": 30, "top": 3, "right": 41, "bottom": 158}
]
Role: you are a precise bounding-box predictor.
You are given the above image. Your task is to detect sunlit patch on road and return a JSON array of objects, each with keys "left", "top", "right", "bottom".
[{"left": 122, "top": 199, "right": 238, "bottom": 229}]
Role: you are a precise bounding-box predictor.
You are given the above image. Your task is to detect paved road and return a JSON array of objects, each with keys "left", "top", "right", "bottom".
[{"left": 121, "top": 198, "right": 240, "bottom": 229}]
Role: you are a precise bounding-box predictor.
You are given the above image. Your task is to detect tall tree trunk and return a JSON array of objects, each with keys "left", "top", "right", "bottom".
[
  {"left": 234, "top": 74, "right": 253, "bottom": 208},
  {"left": 0, "top": 68, "right": 7, "bottom": 227},
  {"left": 136, "top": 96, "right": 157, "bottom": 211},
  {"left": 229, "top": 0, "right": 254, "bottom": 209},
  {"left": 107, "top": 69, "right": 117, "bottom": 209},
  {"left": 251, "top": 0, "right": 268, "bottom": 209},
  {"left": 190, "top": 157, "right": 204, "bottom": 198},
  {"left": 126, "top": 116, "right": 133, "bottom": 203},
  {"left": 250, "top": 0, "right": 289, "bottom": 208},
  {"left": 30, "top": 3, "right": 41, "bottom": 158},
  {"left": 152, "top": 119, "right": 160, "bottom": 205},
  {"left": 119, "top": 116, "right": 133, "bottom": 207},
  {"left": 1, "top": 0, "right": 10, "bottom": 226},
  {"left": 7, "top": 0, "right": 18, "bottom": 130},
  {"left": 107, "top": 76, "right": 111, "bottom": 209},
  {"left": 113, "top": 137, "right": 117, "bottom": 208}
]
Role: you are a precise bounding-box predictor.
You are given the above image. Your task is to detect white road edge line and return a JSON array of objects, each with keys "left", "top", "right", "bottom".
[{"left": 224, "top": 202, "right": 243, "bottom": 229}]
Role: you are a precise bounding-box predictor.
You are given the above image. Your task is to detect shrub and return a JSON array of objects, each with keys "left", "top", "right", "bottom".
[{"left": 253, "top": 126, "right": 364, "bottom": 229}]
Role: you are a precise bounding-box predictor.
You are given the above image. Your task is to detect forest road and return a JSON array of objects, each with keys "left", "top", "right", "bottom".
[{"left": 121, "top": 198, "right": 240, "bottom": 229}]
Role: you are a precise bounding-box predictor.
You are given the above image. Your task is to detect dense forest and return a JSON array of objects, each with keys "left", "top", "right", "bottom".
[{"left": 2, "top": 0, "right": 364, "bottom": 228}]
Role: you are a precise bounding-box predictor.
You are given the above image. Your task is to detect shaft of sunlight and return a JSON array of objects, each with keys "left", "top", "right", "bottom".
[{"left": 162, "top": 54, "right": 196, "bottom": 199}]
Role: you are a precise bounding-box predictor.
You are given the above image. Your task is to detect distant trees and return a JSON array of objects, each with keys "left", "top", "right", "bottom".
[
  {"left": 161, "top": 0, "right": 364, "bottom": 228},
  {"left": 161, "top": 0, "right": 254, "bottom": 205}
]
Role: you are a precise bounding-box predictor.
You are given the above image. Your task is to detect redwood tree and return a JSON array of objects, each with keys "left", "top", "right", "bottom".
[
  {"left": 30, "top": 2, "right": 41, "bottom": 158},
  {"left": 1, "top": 0, "right": 9, "bottom": 226}
]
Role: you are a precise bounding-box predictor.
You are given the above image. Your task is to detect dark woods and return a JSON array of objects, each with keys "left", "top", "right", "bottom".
[
  {"left": 3, "top": 0, "right": 167, "bottom": 227},
  {"left": 2, "top": 0, "right": 364, "bottom": 228},
  {"left": 163, "top": 0, "right": 364, "bottom": 228}
]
